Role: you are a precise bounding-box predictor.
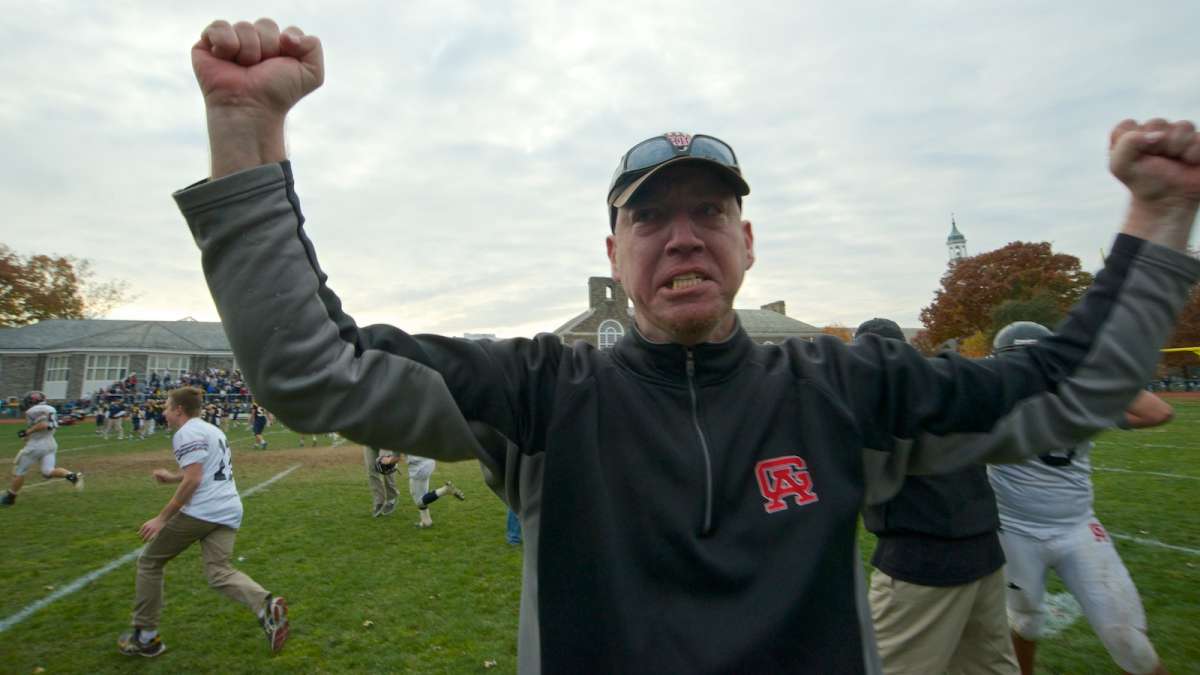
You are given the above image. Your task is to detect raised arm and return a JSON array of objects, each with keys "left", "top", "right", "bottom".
[
  {"left": 191, "top": 18, "right": 323, "bottom": 178},
  {"left": 179, "top": 19, "right": 554, "bottom": 459},
  {"left": 861, "top": 120, "right": 1200, "bottom": 499}
]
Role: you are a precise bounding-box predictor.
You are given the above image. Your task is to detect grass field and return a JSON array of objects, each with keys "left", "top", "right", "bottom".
[{"left": 1, "top": 401, "right": 1198, "bottom": 674}]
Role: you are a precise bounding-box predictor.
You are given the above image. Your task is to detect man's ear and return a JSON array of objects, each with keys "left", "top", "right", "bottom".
[
  {"left": 606, "top": 234, "right": 622, "bottom": 282},
  {"left": 743, "top": 220, "right": 755, "bottom": 270}
]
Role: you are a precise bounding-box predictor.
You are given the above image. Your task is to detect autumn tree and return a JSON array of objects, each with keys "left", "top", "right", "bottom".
[
  {"left": 821, "top": 323, "right": 853, "bottom": 342},
  {"left": 919, "top": 241, "right": 1092, "bottom": 347},
  {"left": 0, "top": 244, "right": 132, "bottom": 327},
  {"left": 909, "top": 329, "right": 939, "bottom": 356},
  {"left": 1162, "top": 284, "right": 1200, "bottom": 377}
]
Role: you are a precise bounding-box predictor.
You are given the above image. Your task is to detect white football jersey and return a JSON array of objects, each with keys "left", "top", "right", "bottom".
[
  {"left": 173, "top": 417, "right": 243, "bottom": 529},
  {"left": 23, "top": 403, "right": 58, "bottom": 452},
  {"left": 988, "top": 439, "right": 1094, "bottom": 540}
]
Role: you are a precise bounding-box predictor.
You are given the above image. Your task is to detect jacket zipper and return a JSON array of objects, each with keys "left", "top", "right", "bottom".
[{"left": 686, "top": 349, "right": 715, "bottom": 534}]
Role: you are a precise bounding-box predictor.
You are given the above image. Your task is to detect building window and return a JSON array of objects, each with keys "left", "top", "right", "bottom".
[
  {"left": 85, "top": 354, "right": 129, "bottom": 384},
  {"left": 598, "top": 320, "right": 624, "bottom": 351},
  {"left": 148, "top": 355, "right": 191, "bottom": 381},
  {"left": 44, "top": 355, "right": 70, "bottom": 382}
]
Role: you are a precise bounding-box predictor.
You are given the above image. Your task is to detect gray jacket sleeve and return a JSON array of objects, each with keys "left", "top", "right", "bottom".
[
  {"left": 175, "top": 163, "right": 483, "bottom": 460},
  {"left": 863, "top": 241, "right": 1200, "bottom": 504}
]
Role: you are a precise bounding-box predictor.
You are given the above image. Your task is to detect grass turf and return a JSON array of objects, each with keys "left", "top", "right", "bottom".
[{"left": 1, "top": 404, "right": 1197, "bottom": 673}]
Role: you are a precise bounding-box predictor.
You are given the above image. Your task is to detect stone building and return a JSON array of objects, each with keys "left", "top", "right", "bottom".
[
  {"left": 0, "top": 319, "right": 234, "bottom": 402},
  {"left": 553, "top": 277, "right": 823, "bottom": 348},
  {"left": 2, "top": 280, "right": 825, "bottom": 401}
]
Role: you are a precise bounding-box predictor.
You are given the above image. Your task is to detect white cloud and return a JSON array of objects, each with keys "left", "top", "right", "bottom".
[{"left": 2, "top": 0, "right": 1198, "bottom": 336}]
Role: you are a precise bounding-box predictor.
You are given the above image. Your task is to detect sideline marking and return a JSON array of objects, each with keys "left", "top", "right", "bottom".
[
  {"left": 1094, "top": 467, "right": 1199, "bottom": 480},
  {"left": 1110, "top": 532, "right": 1200, "bottom": 557},
  {"left": 0, "top": 463, "right": 302, "bottom": 634}
]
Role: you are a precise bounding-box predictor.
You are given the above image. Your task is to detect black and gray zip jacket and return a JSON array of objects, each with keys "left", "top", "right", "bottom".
[{"left": 176, "top": 162, "right": 1199, "bottom": 674}]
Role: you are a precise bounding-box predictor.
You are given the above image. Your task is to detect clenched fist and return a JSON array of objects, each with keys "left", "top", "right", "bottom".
[
  {"left": 192, "top": 18, "right": 323, "bottom": 117},
  {"left": 192, "top": 19, "right": 324, "bottom": 177},
  {"left": 1110, "top": 119, "right": 1200, "bottom": 206},
  {"left": 1110, "top": 118, "right": 1200, "bottom": 250}
]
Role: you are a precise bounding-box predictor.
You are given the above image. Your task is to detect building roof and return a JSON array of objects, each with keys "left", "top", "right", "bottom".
[
  {"left": 555, "top": 306, "right": 822, "bottom": 338},
  {"left": 0, "top": 320, "right": 232, "bottom": 353},
  {"left": 734, "top": 309, "right": 821, "bottom": 335}
]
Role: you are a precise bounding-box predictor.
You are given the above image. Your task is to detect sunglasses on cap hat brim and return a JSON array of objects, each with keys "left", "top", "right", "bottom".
[{"left": 607, "top": 133, "right": 750, "bottom": 229}]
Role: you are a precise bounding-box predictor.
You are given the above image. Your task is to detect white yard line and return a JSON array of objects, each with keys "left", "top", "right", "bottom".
[
  {"left": 0, "top": 463, "right": 302, "bottom": 634},
  {"left": 1110, "top": 533, "right": 1200, "bottom": 557},
  {"left": 1093, "top": 467, "right": 1200, "bottom": 480}
]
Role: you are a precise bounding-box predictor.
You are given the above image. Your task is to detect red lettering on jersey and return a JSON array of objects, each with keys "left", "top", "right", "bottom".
[
  {"left": 755, "top": 455, "right": 819, "bottom": 513},
  {"left": 1089, "top": 522, "right": 1108, "bottom": 542}
]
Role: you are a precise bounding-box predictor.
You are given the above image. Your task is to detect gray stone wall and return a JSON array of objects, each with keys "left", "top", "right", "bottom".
[
  {"left": 0, "top": 355, "right": 38, "bottom": 400},
  {"left": 68, "top": 354, "right": 87, "bottom": 400},
  {"left": 588, "top": 277, "right": 629, "bottom": 310},
  {"left": 31, "top": 354, "right": 46, "bottom": 390}
]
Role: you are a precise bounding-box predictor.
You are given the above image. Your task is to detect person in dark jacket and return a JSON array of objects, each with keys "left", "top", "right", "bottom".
[{"left": 179, "top": 19, "right": 1200, "bottom": 673}]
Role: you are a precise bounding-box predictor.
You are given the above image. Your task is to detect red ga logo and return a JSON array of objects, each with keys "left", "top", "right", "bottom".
[
  {"left": 755, "top": 455, "right": 819, "bottom": 513},
  {"left": 1089, "top": 522, "right": 1108, "bottom": 542},
  {"left": 665, "top": 132, "right": 692, "bottom": 149}
]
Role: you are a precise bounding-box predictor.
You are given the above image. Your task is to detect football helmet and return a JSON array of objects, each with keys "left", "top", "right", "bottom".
[
  {"left": 22, "top": 390, "right": 47, "bottom": 410},
  {"left": 992, "top": 321, "right": 1052, "bottom": 354}
]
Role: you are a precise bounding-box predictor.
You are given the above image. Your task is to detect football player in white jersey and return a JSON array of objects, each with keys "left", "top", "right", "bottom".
[
  {"left": 376, "top": 452, "right": 465, "bottom": 527},
  {"left": 1, "top": 391, "right": 83, "bottom": 507},
  {"left": 987, "top": 322, "right": 1171, "bottom": 675},
  {"left": 117, "top": 386, "right": 288, "bottom": 657}
]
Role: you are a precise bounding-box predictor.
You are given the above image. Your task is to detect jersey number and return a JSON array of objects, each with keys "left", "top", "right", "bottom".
[{"left": 213, "top": 438, "right": 234, "bottom": 481}]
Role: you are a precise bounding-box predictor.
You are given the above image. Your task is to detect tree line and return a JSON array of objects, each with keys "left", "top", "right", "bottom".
[{"left": 0, "top": 244, "right": 132, "bottom": 327}]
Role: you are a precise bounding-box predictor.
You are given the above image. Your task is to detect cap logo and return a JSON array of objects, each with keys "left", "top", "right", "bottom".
[{"left": 664, "top": 132, "right": 692, "bottom": 150}]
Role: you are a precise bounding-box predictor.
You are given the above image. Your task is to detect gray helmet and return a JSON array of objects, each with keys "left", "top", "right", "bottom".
[
  {"left": 992, "top": 321, "right": 1051, "bottom": 354},
  {"left": 854, "top": 318, "right": 905, "bottom": 342}
]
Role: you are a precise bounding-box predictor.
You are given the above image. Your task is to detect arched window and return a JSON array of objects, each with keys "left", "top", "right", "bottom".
[{"left": 598, "top": 320, "right": 624, "bottom": 351}]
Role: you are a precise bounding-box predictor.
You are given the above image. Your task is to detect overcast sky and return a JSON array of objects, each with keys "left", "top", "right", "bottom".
[{"left": 3, "top": 1, "right": 1197, "bottom": 337}]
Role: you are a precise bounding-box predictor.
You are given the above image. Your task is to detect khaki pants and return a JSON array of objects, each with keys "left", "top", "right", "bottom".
[
  {"left": 869, "top": 567, "right": 1018, "bottom": 675},
  {"left": 104, "top": 416, "right": 125, "bottom": 439},
  {"left": 363, "top": 447, "right": 398, "bottom": 509},
  {"left": 133, "top": 512, "right": 267, "bottom": 630}
]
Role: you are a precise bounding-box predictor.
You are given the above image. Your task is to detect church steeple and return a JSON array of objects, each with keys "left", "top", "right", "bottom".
[{"left": 947, "top": 214, "right": 967, "bottom": 261}]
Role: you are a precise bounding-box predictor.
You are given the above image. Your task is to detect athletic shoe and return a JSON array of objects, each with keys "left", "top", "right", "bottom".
[
  {"left": 118, "top": 629, "right": 166, "bottom": 657},
  {"left": 260, "top": 594, "right": 289, "bottom": 653},
  {"left": 0, "top": 491, "right": 15, "bottom": 506},
  {"left": 67, "top": 472, "right": 85, "bottom": 491},
  {"left": 372, "top": 503, "right": 385, "bottom": 518},
  {"left": 380, "top": 500, "right": 397, "bottom": 516},
  {"left": 445, "top": 481, "right": 465, "bottom": 501}
]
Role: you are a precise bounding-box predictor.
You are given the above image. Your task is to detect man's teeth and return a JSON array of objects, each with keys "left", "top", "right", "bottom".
[{"left": 672, "top": 274, "right": 704, "bottom": 290}]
